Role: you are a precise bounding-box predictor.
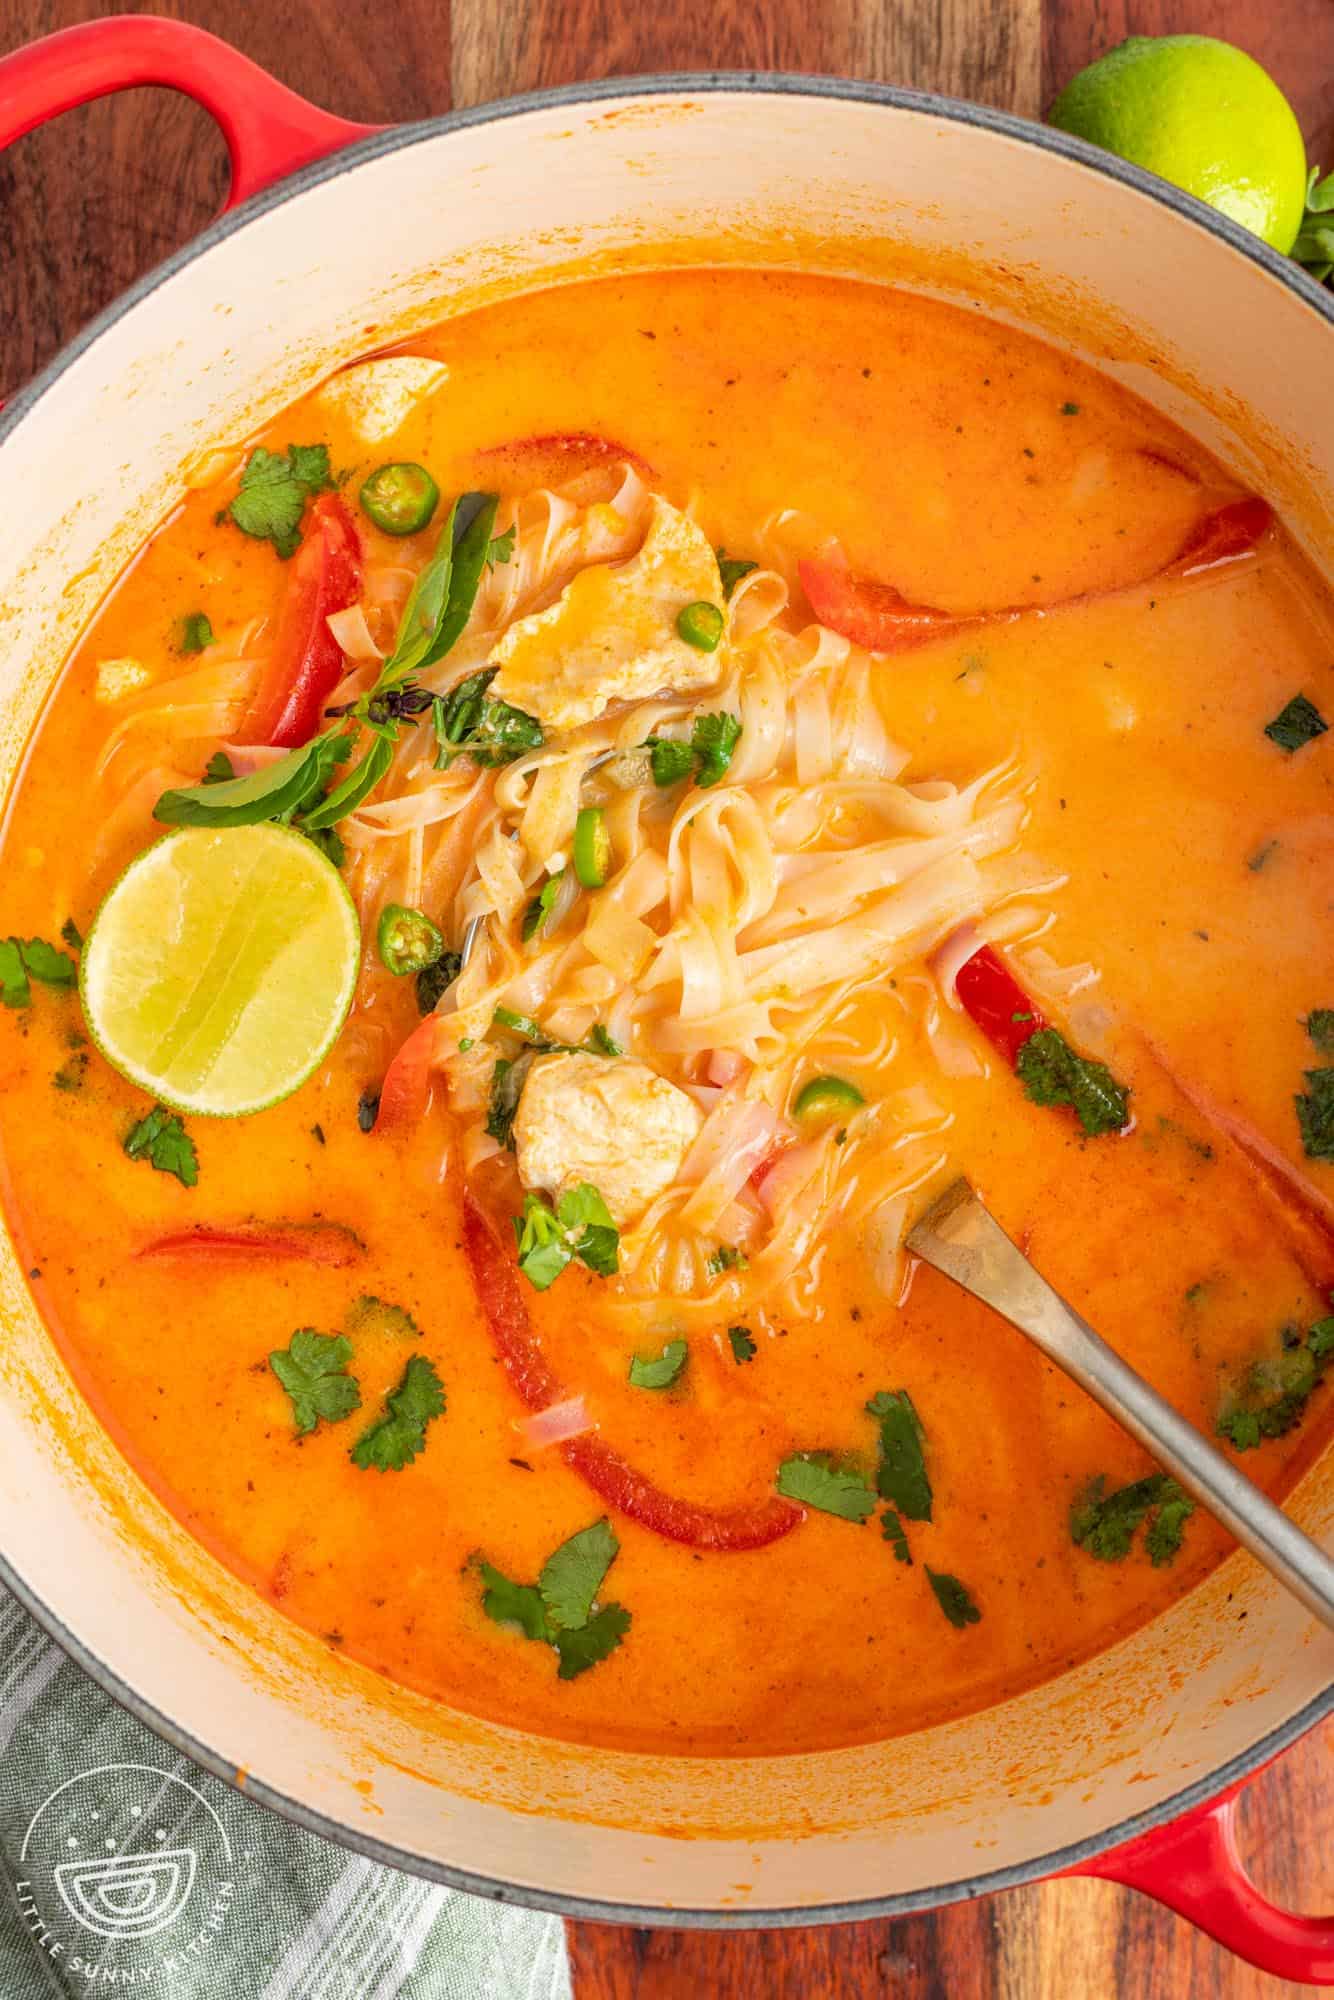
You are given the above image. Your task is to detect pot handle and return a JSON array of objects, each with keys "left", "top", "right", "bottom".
[
  {"left": 1074, "top": 1778, "right": 1334, "bottom": 1984},
  {"left": 0, "top": 14, "right": 378, "bottom": 209}
]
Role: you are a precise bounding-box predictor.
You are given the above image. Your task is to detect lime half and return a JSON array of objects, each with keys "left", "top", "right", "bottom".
[
  {"left": 1049, "top": 36, "right": 1308, "bottom": 255},
  {"left": 81, "top": 824, "right": 360, "bottom": 1117}
]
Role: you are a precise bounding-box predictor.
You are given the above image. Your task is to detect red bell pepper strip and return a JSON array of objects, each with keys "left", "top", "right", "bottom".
[
  {"left": 137, "top": 1223, "right": 364, "bottom": 1266},
  {"left": 374, "top": 1014, "right": 448, "bottom": 1135},
  {"left": 954, "top": 945, "right": 1048, "bottom": 1066},
  {"left": 460, "top": 1191, "right": 803, "bottom": 1552},
  {"left": 240, "top": 493, "right": 362, "bottom": 748},
  {"left": 474, "top": 431, "right": 654, "bottom": 487},
  {"left": 799, "top": 496, "right": 1272, "bottom": 655}
]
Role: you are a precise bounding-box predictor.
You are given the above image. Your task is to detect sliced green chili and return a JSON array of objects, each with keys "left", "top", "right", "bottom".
[
  {"left": 360, "top": 462, "right": 440, "bottom": 537},
  {"left": 573, "top": 807, "right": 612, "bottom": 889},
  {"left": 377, "top": 903, "right": 445, "bottom": 976},
  {"left": 676, "top": 601, "right": 725, "bottom": 653},
  {"left": 792, "top": 1075, "right": 865, "bottom": 1123}
]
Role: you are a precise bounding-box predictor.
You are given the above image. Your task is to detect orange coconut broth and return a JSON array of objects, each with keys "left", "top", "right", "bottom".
[{"left": 1, "top": 267, "right": 1333, "bottom": 1757}]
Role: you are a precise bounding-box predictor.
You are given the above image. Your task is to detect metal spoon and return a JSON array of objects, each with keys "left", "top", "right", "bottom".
[{"left": 907, "top": 1177, "right": 1334, "bottom": 1632}]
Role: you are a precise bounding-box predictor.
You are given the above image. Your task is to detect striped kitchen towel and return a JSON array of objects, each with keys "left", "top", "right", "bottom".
[{"left": 0, "top": 1588, "right": 572, "bottom": 1998}]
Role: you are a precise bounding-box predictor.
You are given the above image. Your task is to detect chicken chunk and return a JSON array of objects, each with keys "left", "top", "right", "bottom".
[
  {"left": 314, "top": 356, "right": 449, "bottom": 447},
  {"left": 513, "top": 1051, "right": 703, "bottom": 1227},
  {"left": 488, "top": 496, "right": 725, "bottom": 732}
]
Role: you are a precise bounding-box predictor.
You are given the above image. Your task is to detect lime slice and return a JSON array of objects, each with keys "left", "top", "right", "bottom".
[
  {"left": 1048, "top": 36, "right": 1308, "bottom": 255},
  {"left": 81, "top": 824, "right": 359, "bottom": 1117}
]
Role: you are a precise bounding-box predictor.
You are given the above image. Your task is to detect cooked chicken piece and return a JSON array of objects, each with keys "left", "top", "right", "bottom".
[
  {"left": 314, "top": 357, "right": 449, "bottom": 447},
  {"left": 488, "top": 496, "right": 725, "bottom": 732},
  {"left": 513, "top": 1051, "right": 703, "bottom": 1227}
]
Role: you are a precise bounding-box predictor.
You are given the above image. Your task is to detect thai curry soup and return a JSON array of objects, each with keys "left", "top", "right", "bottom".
[{"left": 1, "top": 269, "right": 1332, "bottom": 1756}]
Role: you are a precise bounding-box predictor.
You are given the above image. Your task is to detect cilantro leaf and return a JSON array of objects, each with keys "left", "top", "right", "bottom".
[
  {"left": 479, "top": 1562, "right": 552, "bottom": 1641},
  {"left": 20, "top": 937, "right": 77, "bottom": 987},
  {"left": 727, "top": 1324, "right": 757, "bottom": 1364},
  {"left": 269, "top": 1329, "right": 361, "bottom": 1435},
  {"left": 124, "top": 1106, "right": 198, "bottom": 1188},
  {"left": 716, "top": 548, "right": 758, "bottom": 599},
  {"left": 487, "top": 524, "right": 517, "bottom": 569},
  {"left": 1306, "top": 1009, "right": 1334, "bottom": 1055},
  {"left": 350, "top": 1354, "right": 445, "bottom": 1471},
  {"left": 514, "top": 1184, "right": 620, "bottom": 1290},
  {"left": 925, "top": 1569, "right": 981, "bottom": 1628},
  {"left": 1015, "top": 1027, "right": 1129, "bottom": 1137},
  {"left": 691, "top": 712, "right": 742, "bottom": 788},
  {"left": 881, "top": 1508, "right": 913, "bottom": 1564},
  {"left": 1296, "top": 1067, "right": 1334, "bottom": 1161},
  {"left": 180, "top": 612, "right": 214, "bottom": 654},
  {"left": 0, "top": 942, "right": 29, "bottom": 1009},
  {"left": 646, "top": 737, "right": 696, "bottom": 787},
  {"left": 155, "top": 732, "right": 349, "bottom": 830},
  {"left": 866, "top": 1389, "right": 932, "bottom": 1522},
  {"left": 555, "top": 1604, "right": 631, "bottom": 1680},
  {"left": 432, "top": 667, "right": 542, "bottom": 771},
  {"left": 628, "top": 1339, "right": 688, "bottom": 1389},
  {"left": 1070, "top": 1471, "right": 1193, "bottom": 1562},
  {"left": 228, "top": 443, "right": 333, "bottom": 558},
  {"left": 1217, "top": 1319, "right": 1333, "bottom": 1447},
  {"left": 776, "top": 1452, "right": 878, "bottom": 1521},
  {"left": 203, "top": 751, "right": 235, "bottom": 785},
  {"left": 1264, "top": 693, "right": 1328, "bottom": 754},
  {"left": 478, "top": 1519, "right": 631, "bottom": 1679},
  {"left": 539, "top": 1518, "right": 618, "bottom": 1629},
  {"left": 513, "top": 1190, "right": 570, "bottom": 1289},
  {"left": 344, "top": 1294, "right": 421, "bottom": 1341}
]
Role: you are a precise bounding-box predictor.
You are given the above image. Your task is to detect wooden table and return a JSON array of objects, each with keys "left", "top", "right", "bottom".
[{"left": 2, "top": 1, "right": 1332, "bottom": 1992}]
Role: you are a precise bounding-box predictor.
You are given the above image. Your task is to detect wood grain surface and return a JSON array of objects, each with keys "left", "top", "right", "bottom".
[{"left": 1, "top": 2, "right": 1332, "bottom": 1994}]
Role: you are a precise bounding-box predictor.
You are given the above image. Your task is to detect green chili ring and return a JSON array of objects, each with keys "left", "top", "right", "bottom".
[{"left": 360, "top": 462, "right": 440, "bottom": 537}]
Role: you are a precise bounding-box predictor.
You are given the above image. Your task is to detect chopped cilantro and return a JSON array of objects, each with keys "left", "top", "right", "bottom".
[
  {"left": 513, "top": 1184, "right": 619, "bottom": 1290},
  {"left": 1295, "top": 1067, "right": 1334, "bottom": 1161},
  {"left": 227, "top": 443, "right": 333, "bottom": 559},
  {"left": 269, "top": 1330, "right": 361, "bottom": 1435},
  {"left": 646, "top": 737, "right": 696, "bottom": 787},
  {"left": 123, "top": 1106, "right": 198, "bottom": 1187},
  {"left": 727, "top": 1325, "right": 757, "bottom": 1364},
  {"left": 202, "top": 751, "right": 236, "bottom": 785},
  {"left": 416, "top": 950, "right": 462, "bottom": 1015},
  {"left": 0, "top": 942, "right": 27, "bottom": 1009},
  {"left": 628, "top": 1339, "right": 687, "bottom": 1390},
  {"left": 539, "top": 1518, "right": 618, "bottom": 1630},
  {"left": 52, "top": 1051, "right": 89, "bottom": 1093},
  {"left": 432, "top": 667, "right": 543, "bottom": 770},
  {"left": 708, "top": 1244, "right": 749, "bottom": 1278},
  {"left": 1264, "top": 694, "right": 1328, "bottom": 753},
  {"left": 493, "top": 1005, "right": 548, "bottom": 1043},
  {"left": 1015, "top": 1027, "right": 1129, "bottom": 1137},
  {"left": 587, "top": 1023, "right": 623, "bottom": 1057},
  {"left": 60, "top": 918, "right": 82, "bottom": 952},
  {"left": 1060, "top": 401, "right": 1080, "bottom": 415},
  {"left": 716, "top": 549, "right": 758, "bottom": 599},
  {"left": 478, "top": 1517, "right": 630, "bottom": 1680},
  {"left": 0, "top": 934, "right": 79, "bottom": 1007},
  {"left": 1306, "top": 1009, "right": 1334, "bottom": 1055},
  {"left": 345, "top": 1294, "right": 421, "bottom": 1341},
  {"left": 775, "top": 1452, "right": 877, "bottom": 1522},
  {"left": 1070, "top": 1471, "right": 1194, "bottom": 1564},
  {"left": 926, "top": 1569, "right": 981, "bottom": 1627},
  {"left": 1217, "top": 1316, "right": 1334, "bottom": 1448},
  {"left": 881, "top": 1508, "right": 913, "bottom": 1564},
  {"left": 350, "top": 1354, "right": 445, "bottom": 1471},
  {"left": 866, "top": 1389, "right": 932, "bottom": 1522},
  {"left": 487, "top": 524, "right": 517, "bottom": 569},
  {"left": 180, "top": 612, "right": 215, "bottom": 653}
]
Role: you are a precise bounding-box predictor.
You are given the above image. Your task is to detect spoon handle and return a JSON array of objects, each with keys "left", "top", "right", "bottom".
[{"left": 907, "top": 1179, "right": 1334, "bottom": 1632}]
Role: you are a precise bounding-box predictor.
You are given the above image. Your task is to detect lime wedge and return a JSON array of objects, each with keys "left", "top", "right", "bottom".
[{"left": 81, "top": 825, "right": 360, "bottom": 1117}]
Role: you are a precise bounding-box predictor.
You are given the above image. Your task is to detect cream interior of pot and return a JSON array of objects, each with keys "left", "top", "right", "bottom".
[{"left": 0, "top": 88, "right": 1331, "bottom": 1914}]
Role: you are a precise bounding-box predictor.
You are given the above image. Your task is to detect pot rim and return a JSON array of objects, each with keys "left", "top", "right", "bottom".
[{"left": 1, "top": 67, "right": 1330, "bottom": 1926}]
